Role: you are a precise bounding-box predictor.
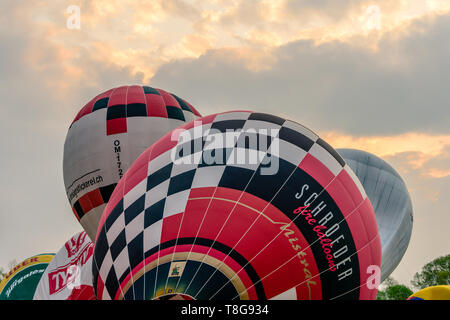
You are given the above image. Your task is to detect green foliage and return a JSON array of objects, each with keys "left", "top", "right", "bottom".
[
  {"left": 376, "top": 290, "right": 387, "bottom": 300},
  {"left": 411, "top": 254, "right": 450, "bottom": 289},
  {"left": 0, "top": 261, "right": 17, "bottom": 283},
  {"left": 377, "top": 254, "right": 450, "bottom": 300},
  {"left": 385, "top": 284, "right": 413, "bottom": 300},
  {"left": 377, "top": 277, "right": 413, "bottom": 300}
]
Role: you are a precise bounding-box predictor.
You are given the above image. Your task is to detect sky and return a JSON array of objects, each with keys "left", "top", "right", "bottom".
[{"left": 0, "top": 0, "right": 449, "bottom": 288}]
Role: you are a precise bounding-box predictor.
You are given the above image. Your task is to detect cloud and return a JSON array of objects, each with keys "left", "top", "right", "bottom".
[
  {"left": 150, "top": 12, "right": 450, "bottom": 136},
  {"left": 19, "top": 0, "right": 446, "bottom": 85},
  {"left": 282, "top": 0, "right": 361, "bottom": 22},
  {"left": 322, "top": 132, "right": 450, "bottom": 173},
  {"left": 7, "top": 0, "right": 447, "bottom": 85},
  {"left": 382, "top": 150, "right": 450, "bottom": 284},
  {"left": 384, "top": 145, "right": 450, "bottom": 179}
]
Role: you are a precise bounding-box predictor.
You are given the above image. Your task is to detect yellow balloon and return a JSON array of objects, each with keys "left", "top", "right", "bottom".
[{"left": 408, "top": 285, "right": 450, "bottom": 300}]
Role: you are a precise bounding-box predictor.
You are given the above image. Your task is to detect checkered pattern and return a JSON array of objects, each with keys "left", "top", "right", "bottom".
[
  {"left": 92, "top": 111, "right": 367, "bottom": 300},
  {"left": 71, "top": 85, "right": 201, "bottom": 135}
]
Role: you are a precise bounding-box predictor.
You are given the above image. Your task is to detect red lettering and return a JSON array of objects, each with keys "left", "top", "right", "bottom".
[
  {"left": 313, "top": 225, "right": 326, "bottom": 232},
  {"left": 293, "top": 205, "right": 309, "bottom": 214},
  {"left": 48, "top": 244, "right": 93, "bottom": 295},
  {"left": 293, "top": 206, "right": 337, "bottom": 272}
]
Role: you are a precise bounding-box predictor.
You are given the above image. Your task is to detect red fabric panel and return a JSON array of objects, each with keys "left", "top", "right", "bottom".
[
  {"left": 108, "top": 86, "right": 128, "bottom": 107},
  {"left": 78, "top": 193, "right": 94, "bottom": 214},
  {"left": 67, "top": 285, "right": 96, "bottom": 300},
  {"left": 123, "top": 158, "right": 149, "bottom": 196},
  {"left": 106, "top": 118, "right": 127, "bottom": 135},
  {"left": 145, "top": 93, "right": 167, "bottom": 118},
  {"left": 159, "top": 187, "right": 322, "bottom": 300},
  {"left": 87, "top": 188, "right": 104, "bottom": 209},
  {"left": 126, "top": 85, "right": 146, "bottom": 105},
  {"left": 299, "top": 153, "right": 335, "bottom": 189},
  {"left": 158, "top": 89, "right": 181, "bottom": 109}
]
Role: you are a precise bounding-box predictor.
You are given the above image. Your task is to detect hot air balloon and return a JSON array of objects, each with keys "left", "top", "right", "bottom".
[
  {"left": 92, "top": 111, "right": 381, "bottom": 300},
  {"left": 336, "top": 149, "right": 413, "bottom": 282},
  {"left": 34, "top": 231, "right": 95, "bottom": 300},
  {"left": 407, "top": 285, "right": 450, "bottom": 300},
  {"left": 0, "top": 254, "right": 54, "bottom": 300},
  {"left": 63, "top": 85, "right": 201, "bottom": 240}
]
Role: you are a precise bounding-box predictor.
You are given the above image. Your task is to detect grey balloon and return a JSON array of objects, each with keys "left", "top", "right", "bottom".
[{"left": 336, "top": 148, "right": 413, "bottom": 282}]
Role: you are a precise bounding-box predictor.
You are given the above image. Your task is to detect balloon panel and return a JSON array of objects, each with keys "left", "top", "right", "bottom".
[
  {"left": 34, "top": 231, "right": 95, "bottom": 300},
  {"left": 63, "top": 85, "right": 201, "bottom": 240},
  {"left": 0, "top": 254, "right": 54, "bottom": 300},
  {"left": 93, "top": 111, "right": 381, "bottom": 300},
  {"left": 408, "top": 285, "right": 450, "bottom": 300}
]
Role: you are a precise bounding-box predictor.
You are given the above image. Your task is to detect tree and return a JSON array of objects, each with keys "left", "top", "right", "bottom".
[
  {"left": 7, "top": 260, "right": 17, "bottom": 270},
  {"left": 0, "top": 260, "right": 17, "bottom": 283},
  {"left": 384, "top": 284, "right": 413, "bottom": 300},
  {"left": 377, "top": 254, "right": 450, "bottom": 299},
  {"left": 376, "top": 277, "right": 413, "bottom": 300},
  {"left": 411, "top": 254, "right": 450, "bottom": 289}
]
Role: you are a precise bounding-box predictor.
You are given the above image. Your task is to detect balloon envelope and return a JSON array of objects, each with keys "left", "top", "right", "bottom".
[
  {"left": 336, "top": 148, "right": 413, "bottom": 282},
  {"left": 34, "top": 231, "right": 95, "bottom": 300},
  {"left": 0, "top": 254, "right": 54, "bottom": 300},
  {"left": 407, "top": 285, "right": 450, "bottom": 300},
  {"left": 63, "top": 85, "right": 201, "bottom": 240},
  {"left": 93, "top": 111, "right": 381, "bottom": 300}
]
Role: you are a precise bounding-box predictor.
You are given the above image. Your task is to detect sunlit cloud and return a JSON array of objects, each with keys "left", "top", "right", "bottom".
[
  {"left": 427, "top": 168, "right": 450, "bottom": 178},
  {"left": 14, "top": 0, "right": 450, "bottom": 83},
  {"left": 322, "top": 131, "right": 450, "bottom": 178},
  {"left": 322, "top": 132, "right": 450, "bottom": 157}
]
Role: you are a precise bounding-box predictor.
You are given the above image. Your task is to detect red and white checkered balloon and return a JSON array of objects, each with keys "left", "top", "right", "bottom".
[
  {"left": 63, "top": 86, "right": 201, "bottom": 240},
  {"left": 92, "top": 111, "right": 381, "bottom": 300}
]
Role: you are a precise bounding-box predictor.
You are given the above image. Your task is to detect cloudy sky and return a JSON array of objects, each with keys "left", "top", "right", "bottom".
[{"left": 1, "top": 0, "right": 449, "bottom": 287}]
